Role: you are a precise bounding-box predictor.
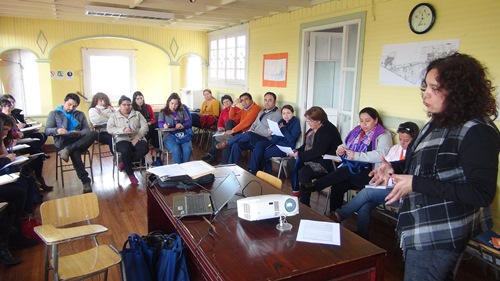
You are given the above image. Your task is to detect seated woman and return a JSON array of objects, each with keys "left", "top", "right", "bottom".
[
  {"left": 201, "top": 94, "right": 240, "bottom": 163},
  {"left": 0, "top": 99, "right": 52, "bottom": 191},
  {"left": 331, "top": 122, "right": 420, "bottom": 239},
  {"left": 107, "top": 95, "right": 149, "bottom": 185},
  {"left": 248, "top": 105, "right": 301, "bottom": 175},
  {"left": 88, "top": 92, "right": 115, "bottom": 153},
  {"left": 311, "top": 107, "right": 393, "bottom": 212},
  {"left": 0, "top": 113, "right": 39, "bottom": 253},
  {"left": 286, "top": 106, "right": 342, "bottom": 197},
  {"left": 132, "top": 91, "right": 157, "bottom": 148},
  {"left": 191, "top": 89, "right": 220, "bottom": 128},
  {"left": 158, "top": 93, "right": 193, "bottom": 164}
]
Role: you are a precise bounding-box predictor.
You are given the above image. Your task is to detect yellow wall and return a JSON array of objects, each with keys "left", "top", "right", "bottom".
[{"left": 1, "top": 0, "right": 500, "bottom": 229}]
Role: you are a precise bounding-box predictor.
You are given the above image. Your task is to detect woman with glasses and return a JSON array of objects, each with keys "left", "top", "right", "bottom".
[
  {"left": 132, "top": 91, "right": 157, "bottom": 148},
  {"left": 286, "top": 106, "right": 342, "bottom": 197},
  {"left": 191, "top": 89, "right": 220, "bottom": 129},
  {"left": 310, "top": 107, "right": 393, "bottom": 212},
  {"left": 248, "top": 105, "right": 301, "bottom": 175},
  {"left": 330, "top": 121, "right": 419, "bottom": 239},
  {"left": 370, "top": 53, "right": 500, "bottom": 279},
  {"left": 158, "top": 93, "right": 193, "bottom": 164},
  {"left": 107, "top": 95, "right": 149, "bottom": 185},
  {"left": 88, "top": 92, "right": 115, "bottom": 153}
]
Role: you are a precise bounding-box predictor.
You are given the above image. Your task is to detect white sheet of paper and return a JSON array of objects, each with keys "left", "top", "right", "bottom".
[
  {"left": 276, "top": 145, "right": 293, "bottom": 154},
  {"left": 0, "top": 173, "right": 20, "bottom": 185},
  {"left": 147, "top": 160, "right": 215, "bottom": 179},
  {"left": 17, "top": 138, "right": 40, "bottom": 144},
  {"left": 296, "top": 219, "right": 341, "bottom": 246},
  {"left": 213, "top": 131, "right": 225, "bottom": 137},
  {"left": 267, "top": 120, "right": 284, "bottom": 137},
  {"left": 20, "top": 123, "right": 42, "bottom": 132},
  {"left": 1, "top": 156, "right": 29, "bottom": 169},
  {"left": 323, "top": 154, "right": 342, "bottom": 162}
]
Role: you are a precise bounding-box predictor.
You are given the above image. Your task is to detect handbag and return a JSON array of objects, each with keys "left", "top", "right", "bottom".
[
  {"left": 22, "top": 217, "right": 42, "bottom": 241},
  {"left": 341, "top": 158, "right": 370, "bottom": 175},
  {"left": 121, "top": 234, "right": 155, "bottom": 281},
  {"left": 156, "top": 233, "right": 190, "bottom": 281},
  {"left": 171, "top": 128, "right": 193, "bottom": 145}
]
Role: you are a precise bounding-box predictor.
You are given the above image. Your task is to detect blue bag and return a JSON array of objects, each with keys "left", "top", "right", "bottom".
[
  {"left": 341, "top": 158, "right": 370, "bottom": 175},
  {"left": 121, "top": 234, "right": 154, "bottom": 281},
  {"left": 157, "top": 233, "right": 190, "bottom": 281}
]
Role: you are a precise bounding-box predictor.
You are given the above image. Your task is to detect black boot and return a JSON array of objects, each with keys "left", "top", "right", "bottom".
[{"left": 0, "top": 242, "right": 22, "bottom": 265}]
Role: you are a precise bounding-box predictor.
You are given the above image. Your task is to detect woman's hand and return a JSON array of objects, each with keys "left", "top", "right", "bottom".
[
  {"left": 131, "top": 138, "right": 139, "bottom": 146},
  {"left": 6, "top": 153, "right": 16, "bottom": 162},
  {"left": 344, "top": 149, "right": 354, "bottom": 159},
  {"left": 17, "top": 123, "right": 26, "bottom": 129},
  {"left": 336, "top": 146, "right": 346, "bottom": 156},
  {"left": 289, "top": 150, "right": 298, "bottom": 159},
  {"left": 163, "top": 123, "right": 169, "bottom": 129},
  {"left": 385, "top": 174, "right": 413, "bottom": 205},
  {"left": 175, "top": 123, "right": 184, "bottom": 130},
  {"left": 217, "top": 127, "right": 225, "bottom": 132},
  {"left": 369, "top": 156, "right": 394, "bottom": 186},
  {"left": 123, "top": 127, "right": 133, "bottom": 134},
  {"left": 268, "top": 129, "right": 273, "bottom": 135}
]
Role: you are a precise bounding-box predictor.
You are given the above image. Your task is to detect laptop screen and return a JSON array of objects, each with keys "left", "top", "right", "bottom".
[{"left": 211, "top": 172, "right": 240, "bottom": 215}]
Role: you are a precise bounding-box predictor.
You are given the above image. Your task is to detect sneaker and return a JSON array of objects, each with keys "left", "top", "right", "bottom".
[
  {"left": 128, "top": 174, "right": 139, "bottom": 185},
  {"left": 82, "top": 182, "right": 92, "bottom": 193},
  {"left": 215, "top": 140, "right": 228, "bottom": 150},
  {"left": 58, "top": 148, "right": 70, "bottom": 162},
  {"left": 0, "top": 247, "right": 22, "bottom": 265},
  {"left": 292, "top": 190, "right": 300, "bottom": 197}
]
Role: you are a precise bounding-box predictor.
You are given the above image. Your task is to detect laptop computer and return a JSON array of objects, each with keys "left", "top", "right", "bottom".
[{"left": 172, "top": 172, "right": 240, "bottom": 218}]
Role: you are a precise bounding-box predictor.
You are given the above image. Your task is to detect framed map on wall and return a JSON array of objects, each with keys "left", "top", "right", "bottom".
[{"left": 263, "top": 53, "right": 288, "bottom": 87}]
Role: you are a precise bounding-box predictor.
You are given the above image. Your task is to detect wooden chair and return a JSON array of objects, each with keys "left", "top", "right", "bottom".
[
  {"left": 34, "top": 193, "right": 121, "bottom": 281},
  {"left": 256, "top": 171, "right": 282, "bottom": 190}
]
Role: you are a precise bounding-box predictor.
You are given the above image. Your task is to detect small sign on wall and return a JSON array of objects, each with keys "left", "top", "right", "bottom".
[
  {"left": 263, "top": 53, "right": 288, "bottom": 88},
  {"left": 50, "top": 70, "right": 74, "bottom": 80}
]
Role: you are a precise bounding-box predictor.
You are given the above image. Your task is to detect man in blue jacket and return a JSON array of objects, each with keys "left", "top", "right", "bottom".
[{"left": 45, "top": 93, "right": 97, "bottom": 193}]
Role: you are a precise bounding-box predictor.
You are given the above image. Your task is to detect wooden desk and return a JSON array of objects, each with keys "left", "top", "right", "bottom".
[{"left": 147, "top": 165, "right": 386, "bottom": 280}]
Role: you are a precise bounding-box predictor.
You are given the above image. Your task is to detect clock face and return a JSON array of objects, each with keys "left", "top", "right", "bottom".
[{"left": 409, "top": 3, "right": 436, "bottom": 34}]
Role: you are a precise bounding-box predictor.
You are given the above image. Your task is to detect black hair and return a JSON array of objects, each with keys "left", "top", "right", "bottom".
[
  {"left": 118, "top": 95, "right": 131, "bottom": 105},
  {"left": 64, "top": 93, "right": 80, "bottom": 105}
]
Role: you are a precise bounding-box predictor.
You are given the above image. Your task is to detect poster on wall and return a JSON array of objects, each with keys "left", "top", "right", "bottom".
[
  {"left": 263, "top": 53, "right": 287, "bottom": 87},
  {"left": 380, "top": 39, "right": 460, "bottom": 86},
  {"left": 51, "top": 70, "right": 74, "bottom": 80}
]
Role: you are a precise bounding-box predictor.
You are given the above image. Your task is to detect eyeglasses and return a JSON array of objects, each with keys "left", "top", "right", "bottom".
[
  {"left": 397, "top": 124, "right": 414, "bottom": 133},
  {"left": 306, "top": 119, "right": 316, "bottom": 123}
]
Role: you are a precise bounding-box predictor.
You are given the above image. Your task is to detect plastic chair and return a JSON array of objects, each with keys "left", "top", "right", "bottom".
[
  {"left": 156, "top": 128, "right": 172, "bottom": 165},
  {"left": 34, "top": 193, "right": 121, "bottom": 281},
  {"left": 256, "top": 171, "right": 282, "bottom": 190},
  {"left": 270, "top": 156, "right": 291, "bottom": 178}
]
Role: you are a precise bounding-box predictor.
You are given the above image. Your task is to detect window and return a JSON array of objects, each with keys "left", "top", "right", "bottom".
[
  {"left": 82, "top": 48, "right": 136, "bottom": 102},
  {"left": 208, "top": 24, "right": 248, "bottom": 90},
  {"left": 186, "top": 55, "right": 202, "bottom": 90},
  {"left": 0, "top": 49, "right": 41, "bottom": 116}
]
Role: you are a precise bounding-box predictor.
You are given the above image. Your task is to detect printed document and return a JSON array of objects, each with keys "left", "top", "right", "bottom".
[
  {"left": 147, "top": 160, "right": 215, "bottom": 179},
  {"left": 267, "top": 120, "right": 284, "bottom": 137},
  {"left": 296, "top": 219, "right": 341, "bottom": 246},
  {"left": 276, "top": 145, "right": 293, "bottom": 154},
  {"left": 323, "top": 154, "right": 342, "bottom": 162}
]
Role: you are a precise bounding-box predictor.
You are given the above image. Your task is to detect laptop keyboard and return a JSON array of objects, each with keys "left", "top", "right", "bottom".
[{"left": 186, "top": 194, "right": 209, "bottom": 213}]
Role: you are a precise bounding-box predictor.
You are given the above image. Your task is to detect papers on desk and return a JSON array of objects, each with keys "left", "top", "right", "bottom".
[
  {"left": 20, "top": 123, "right": 42, "bottom": 132},
  {"left": 323, "top": 154, "right": 342, "bottom": 162},
  {"left": 267, "top": 120, "right": 284, "bottom": 137},
  {"left": 296, "top": 219, "right": 341, "bottom": 246},
  {"left": 17, "top": 138, "right": 40, "bottom": 144},
  {"left": 0, "top": 173, "right": 20, "bottom": 185},
  {"left": 9, "top": 144, "right": 30, "bottom": 152},
  {"left": 364, "top": 184, "right": 394, "bottom": 189},
  {"left": 147, "top": 160, "right": 215, "bottom": 179},
  {"left": 2, "top": 156, "right": 29, "bottom": 169},
  {"left": 276, "top": 145, "right": 293, "bottom": 154}
]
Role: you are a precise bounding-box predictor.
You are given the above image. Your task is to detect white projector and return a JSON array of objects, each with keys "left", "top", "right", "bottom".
[{"left": 237, "top": 194, "right": 299, "bottom": 221}]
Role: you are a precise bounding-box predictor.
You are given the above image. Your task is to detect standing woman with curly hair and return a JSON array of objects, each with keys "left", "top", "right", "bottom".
[{"left": 370, "top": 53, "right": 500, "bottom": 280}]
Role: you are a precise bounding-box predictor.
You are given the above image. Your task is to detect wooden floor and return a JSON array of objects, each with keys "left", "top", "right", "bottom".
[{"left": 0, "top": 141, "right": 497, "bottom": 280}]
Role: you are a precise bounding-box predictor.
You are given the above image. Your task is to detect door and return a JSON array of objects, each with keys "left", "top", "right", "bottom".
[{"left": 305, "top": 22, "right": 360, "bottom": 141}]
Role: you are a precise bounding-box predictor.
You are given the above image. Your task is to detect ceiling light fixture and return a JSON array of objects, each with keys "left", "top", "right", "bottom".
[{"left": 85, "top": 5, "right": 174, "bottom": 21}]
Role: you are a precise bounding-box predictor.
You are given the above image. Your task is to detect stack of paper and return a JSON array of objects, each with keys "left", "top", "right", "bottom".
[
  {"left": 20, "top": 123, "right": 42, "bottom": 132},
  {"left": 0, "top": 173, "right": 20, "bottom": 185},
  {"left": 147, "top": 160, "right": 215, "bottom": 179}
]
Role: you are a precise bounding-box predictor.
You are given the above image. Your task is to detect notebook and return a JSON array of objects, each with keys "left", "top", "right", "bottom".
[{"left": 172, "top": 172, "right": 240, "bottom": 218}]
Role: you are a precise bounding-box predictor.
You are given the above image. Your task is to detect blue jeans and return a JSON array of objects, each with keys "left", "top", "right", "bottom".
[
  {"left": 164, "top": 138, "right": 193, "bottom": 164},
  {"left": 248, "top": 141, "right": 286, "bottom": 174},
  {"left": 227, "top": 132, "right": 267, "bottom": 164},
  {"left": 336, "top": 188, "right": 393, "bottom": 239},
  {"left": 404, "top": 249, "right": 461, "bottom": 281}
]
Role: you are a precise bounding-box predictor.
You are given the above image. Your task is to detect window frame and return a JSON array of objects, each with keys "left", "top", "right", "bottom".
[{"left": 208, "top": 24, "right": 248, "bottom": 90}]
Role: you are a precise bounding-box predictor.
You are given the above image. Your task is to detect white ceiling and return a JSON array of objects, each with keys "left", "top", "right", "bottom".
[{"left": 0, "top": 0, "right": 332, "bottom": 32}]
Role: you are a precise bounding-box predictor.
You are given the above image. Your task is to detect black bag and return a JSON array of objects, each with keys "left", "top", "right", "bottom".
[{"left": 149, "top": 173, "right": 215, "bottom": 189}]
